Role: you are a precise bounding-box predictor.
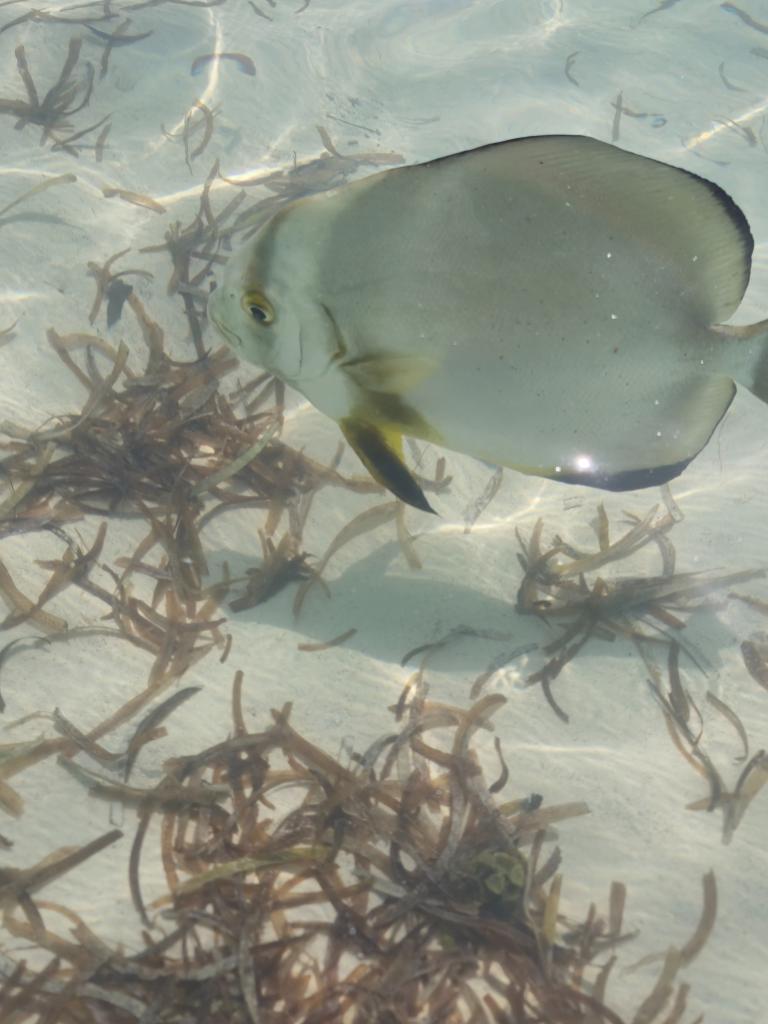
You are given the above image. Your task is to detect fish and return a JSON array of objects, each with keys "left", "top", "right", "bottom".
[
  {"left": 207, "top": 134, "right": 768, "bottom": 513},
  {"left": 190, "top": 52, "right": 256, "bottom": 77}
]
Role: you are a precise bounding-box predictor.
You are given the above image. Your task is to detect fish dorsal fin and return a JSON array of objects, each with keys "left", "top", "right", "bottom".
[
  {"left": 340, "top": 416, "right": 435, "bottom": 513},
  {"left": 423, "top": 135, "right": 753, "bottom": 325}
]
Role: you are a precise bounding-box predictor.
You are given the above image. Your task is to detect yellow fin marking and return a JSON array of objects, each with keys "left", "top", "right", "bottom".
[{"left": 340, "top": 416, "right": 435, "bottom": 513}]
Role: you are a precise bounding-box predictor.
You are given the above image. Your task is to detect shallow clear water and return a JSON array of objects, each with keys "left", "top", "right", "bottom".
[{"left": 0, "top": 0, "right": 767, "bottom": 1020}]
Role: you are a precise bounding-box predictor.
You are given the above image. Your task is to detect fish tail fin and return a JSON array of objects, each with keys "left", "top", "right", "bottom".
[{"left": 711, "top": 318, "right": 768, "bottom": 404}]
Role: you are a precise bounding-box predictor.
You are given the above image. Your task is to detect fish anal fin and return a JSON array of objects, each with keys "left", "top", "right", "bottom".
[
  {"left": 342, "top": 352, "right": 437, "bottom": 393},
  {"left": 555, "top": 459, "right": 694, "bottom": 492},
  {"left": 555, "top": 375, "right": 737, "bottom": 491},
  {"left": 340, "top": 416, "right": 436, "bottom": 513}
]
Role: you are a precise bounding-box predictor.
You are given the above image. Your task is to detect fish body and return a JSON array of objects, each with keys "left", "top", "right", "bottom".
[{"left": 208, "top": 135, "right": 768, "bottom": 511}]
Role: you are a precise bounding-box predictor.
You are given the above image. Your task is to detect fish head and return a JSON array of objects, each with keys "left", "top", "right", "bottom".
[
  {"left": 207, "top": 236, "right": 303, "bottom": 380},
  {"left": 207, "top": 211, "right": 341, "bottom": 386}
]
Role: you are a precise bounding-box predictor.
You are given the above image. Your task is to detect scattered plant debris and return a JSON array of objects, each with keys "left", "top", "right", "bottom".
[
  {"left": 0, "top": 39, "right": 96, "bottom": 150},
  {"left": 516, "top": 502, "right": 764, "bottom": 721},
  {"left": 0, "top": 675, "right": 716, "bottom": 1023},
  {"left": 644, "top": 640, "right": 767, "bottom": 843}
]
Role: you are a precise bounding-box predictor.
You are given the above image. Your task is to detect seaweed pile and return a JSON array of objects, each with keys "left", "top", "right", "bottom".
[
  {"left": 512, "top": 503, "right": 768, "bottom": 843},
  {"left": 0, "top": 674, "right": 715, "bottom": 1024},
  {"left": 0, "top": 280, "right": 404, "bottom": 838},
  {"left": 515, "top": 500, "right": 765, "bottom": 722}
]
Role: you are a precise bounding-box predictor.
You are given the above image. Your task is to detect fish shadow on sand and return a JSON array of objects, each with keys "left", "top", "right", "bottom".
[{"left": 212, "top": 540, "right": 741, "bottom": 681}]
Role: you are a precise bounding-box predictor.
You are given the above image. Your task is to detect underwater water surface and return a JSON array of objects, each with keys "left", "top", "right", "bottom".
[{"left": 0, "top": 0, "right": 767, "bottom": 1020}]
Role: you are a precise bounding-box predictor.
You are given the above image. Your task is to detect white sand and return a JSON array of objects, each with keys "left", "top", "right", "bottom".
[{"left": 1, "top": 0, "right": 767, "bottom": 1019}]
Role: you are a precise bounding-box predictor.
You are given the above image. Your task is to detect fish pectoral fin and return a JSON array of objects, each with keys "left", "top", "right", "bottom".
[
  {"left": 340, "top": 416, "right": 436, "bottom": 514},
  {"left": 341, "top": 352, "right": 437, "bottom": 393}
]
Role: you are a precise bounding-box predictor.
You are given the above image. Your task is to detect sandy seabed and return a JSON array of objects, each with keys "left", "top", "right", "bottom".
[{"left": 0, "top": 0, "right": 767, "bottom": 1021}]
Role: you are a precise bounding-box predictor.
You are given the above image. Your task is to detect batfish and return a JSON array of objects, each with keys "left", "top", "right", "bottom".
[{"left": 208, "top": 135, "right": 768, "bottom": 512}]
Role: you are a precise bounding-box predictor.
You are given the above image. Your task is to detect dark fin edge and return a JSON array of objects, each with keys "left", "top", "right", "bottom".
[
  {"left": 556, "top": 459, "right": 694, "bottom": 492},
  {"left": 340, "top": 418, "right": 436, "bottom": 514}
]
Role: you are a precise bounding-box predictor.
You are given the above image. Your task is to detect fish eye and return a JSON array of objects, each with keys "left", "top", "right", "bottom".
[{"left": 242, "top": 290, "right": 275, "bottom": 326}]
